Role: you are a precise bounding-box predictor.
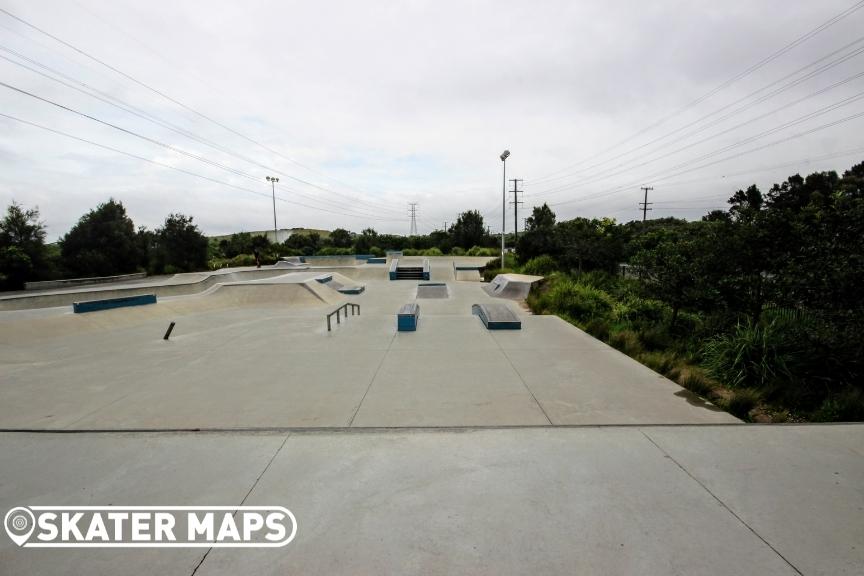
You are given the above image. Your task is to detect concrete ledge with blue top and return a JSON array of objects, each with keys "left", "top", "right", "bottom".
[
  {"left": 397, "top": 302, "right": 420, "bottom": 331},
  {"left": 72, "top": 293, "right": 157, "bottom": 314}
]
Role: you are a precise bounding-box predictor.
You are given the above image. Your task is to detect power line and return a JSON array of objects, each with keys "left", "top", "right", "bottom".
[
  {"left": 0, "top": 111, "right": 404, "bottom": 223},
  {"left": 0, "top": 44, "right": 406, "bottom": 218},
  {"left": 527, "top": 38, "right": 864, "bottom": 191},
  {"left": 532, "top": 88, "right": 864, "bottom": 203},
  {"left": 549, "top": 109, "right": 864, "bottom": 209},
  {"left": 0, "top": 79, "right": 403, "bottom": 220},
  {"left": 528, "top": 0, "right": 864, "bottom": 183},
  {"left": 0, "top": 6, "right": 398, "bottom": 210}
]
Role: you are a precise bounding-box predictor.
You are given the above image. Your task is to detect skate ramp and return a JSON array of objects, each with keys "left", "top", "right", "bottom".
[
  {"left": 0, "top": 267, "right": 301, "bottom": 311},
  {"left": 482, "top": 273, "right": 543, "bottom": 300},
  {"left": 416, "top": 283, "right": 449, "bottom": 299},
  {"left": 0, "top": 279, "right": 340, "bottom": 345}
]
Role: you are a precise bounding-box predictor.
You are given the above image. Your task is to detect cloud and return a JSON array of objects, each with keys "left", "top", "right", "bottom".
[{"left": 1, "top": 0, "right": 863, "bottom": 239}]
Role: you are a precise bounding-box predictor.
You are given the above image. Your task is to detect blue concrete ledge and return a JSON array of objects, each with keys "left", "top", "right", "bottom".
[
  {"left": 314, "top": 274, "right": 334, "bottom": 283},
  {"left": 397, "top": 303, "right": 420, "bottom": 331},
  {"left": 338, "top": 285, "right": 366, "bottom": 295},
  {"left": 367, "top": 257, "right": 386, "bottom": 264},
  {"left": 73, "top": 294, "right": 157, "bottom": 314},
  {"left": 389, "top": 259, "right": 399, "bottom": 280}
]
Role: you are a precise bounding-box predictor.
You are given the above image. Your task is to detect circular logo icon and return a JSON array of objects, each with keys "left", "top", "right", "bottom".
[{"left": 4, "top": 507, "right": 35, "bottom": 546}]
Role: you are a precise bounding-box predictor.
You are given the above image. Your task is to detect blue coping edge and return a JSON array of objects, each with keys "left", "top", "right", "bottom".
[
  {"left": 471, "top": 304, "right": 522, "bottom": 330},
  {"left": 73, "top": 293, "right": 157, "bottom": 314},
  {"left": 338, "top": 286, "right": 366, "bottom": 295},
  {"left": 389, "top": 259, "right": 399, "bottom": 280},
  {"left": 422, "top": 258, "right": 430, "bottom": 280},
  {"left": 397, "top": 303, "right": 420, "bottom": 331},
  {"left": 367, "top": 257, "right": 386, "bottom": 264},
  {"left": 314, "top": 274, "right": 334, "bottom": 283}
]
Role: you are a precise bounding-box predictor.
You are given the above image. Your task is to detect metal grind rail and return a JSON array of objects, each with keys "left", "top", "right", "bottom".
[{"left": 326, "top": 302, "right": 361, "bottom": 331}]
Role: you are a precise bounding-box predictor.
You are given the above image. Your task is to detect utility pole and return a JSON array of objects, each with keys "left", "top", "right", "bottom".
[
  {"left": 443, "top": 221, "right": 448, "bottom": 232},
  {"left": 408, "top": 202, "right": 418, "bottom": 236},
  {"left": 500, "top": 150, "right": 510, "bottom": 266},
  {"left": 639, "top": 186, "right": 654, "bottom": 223},
  {"left": 509, "top": 179, "right": 523, "bottom": 243},
  {"left": 523, "top": 217, "right": 528, "bottom": 233},
  {"left": 266, "top": 176, "right": 280, "bottom": 241}
]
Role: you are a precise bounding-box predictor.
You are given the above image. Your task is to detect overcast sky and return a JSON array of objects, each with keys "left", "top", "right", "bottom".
[{"left": 1, "top": 0, "right": 863, "bottom": 240}]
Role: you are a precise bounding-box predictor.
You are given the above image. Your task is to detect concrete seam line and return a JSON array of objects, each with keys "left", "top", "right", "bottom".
[
  {"left": 346, "top": 331, "right": 396, "bottom": 427},
  {"left": 3, "top": 422, "right": 861, "bottom": 434},
  {"left": 494, "top": 334, "right": 554, "bottom": 425},
  {"left": 190, "top": 432, "right": 291, "bottom": 576},
  {"left": 639, "top": 429, "right": 805, "bottom": 576}
]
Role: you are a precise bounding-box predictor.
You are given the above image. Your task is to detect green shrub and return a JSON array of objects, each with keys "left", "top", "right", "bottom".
[
  {"left": 546, "top": 278, "right": 614, "bottom": 323},
  {"left": 678, "top": 369, "right": 713, "bottom": 398},
  {"left": 701, "top": 320, "right": 797, "bottom": 389},
  {"left": 482, "top": 267, "right": 514, "bottom": 282},
  {"left": 609, "top": 330, "right": 643, "bottom": 356},
  {"left": 229, "top": 254, "right": 257, "bottom": 267},
  {"left": 402, "top": 248, "right": 419, "bottom": 256},
  {"left": 467, "top": 246, "right": 498, "bottom": 257},
  {"left": 638, "top": 325, "right": 673, "bottom": 351},
  {"left": 484, "top": 253, "right": 519, "bottom": 270},
  {"left": 316, "top": 247, "right": 354, "bottom": 255},
  {"left": 638, "top": 351, "right": 678, "bottom": 376},
  {"left": 450, "top": 246, "right": 465, "bottom": 256},
  {"left": 622, "top": 297, "right": 670, "bottom": 328},
  {"left": 584, "top": 318, "right": 611, "bottom": 341},
  {"left": 724, "top": 389, "right": 761, "bottom": 421},
  {"left": 421, "top": 247, "right": 443, "bottom": 256},
  {"left": 811, "top": 388, "right": 864, "bottom": 422},
  {"left": 573, "top": 270, "right": 616, "bottom": 291},
  {"left": 521, "top": 255, "right": 557, "bottom": 276}
]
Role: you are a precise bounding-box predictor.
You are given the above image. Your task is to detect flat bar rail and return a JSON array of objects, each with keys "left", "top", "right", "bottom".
[{"left": 326, "top": 302, "right": 361, "bottom": 331}]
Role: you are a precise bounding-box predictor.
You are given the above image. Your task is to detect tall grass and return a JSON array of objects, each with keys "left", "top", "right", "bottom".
[{"left": 701, "top": 320, "right": 796, "bottom": 389}]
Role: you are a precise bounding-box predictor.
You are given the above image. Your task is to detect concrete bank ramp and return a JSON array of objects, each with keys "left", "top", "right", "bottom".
[
  {"left": 0, "top": 267, "right": 299, "bottom": 311},
  {"left": 314, "top": 272, "right": 366, "bottom": 296},
  {"left": 472, "top": 303, "right": 522, "bottom": 329},
  {"left": 0, "top": 280, "right": 339, "bottom": 345},
  {"left": 482, "top": 273, "right": 543, "bottom": 300}
]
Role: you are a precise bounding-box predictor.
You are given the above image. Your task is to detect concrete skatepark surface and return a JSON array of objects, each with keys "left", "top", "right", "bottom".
[{"left": 1, "top": 257, "right": 860, "bottom": 574}]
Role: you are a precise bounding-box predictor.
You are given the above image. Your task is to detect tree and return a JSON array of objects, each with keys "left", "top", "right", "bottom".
[
  {"left": 60, "top": 199, "right": 142, "bottom": 278},
  {"left": 516, "top": 204, "right": 557, "bottom": 262},
  {"left": 353, "top": 228, "right": 378, "bottom": 254},
  {"left": 632, "top": 225, "right": 710, "bottom": 326},
  {"left": 151, "top": 213, "right": 208, "bottom": 273},
  {"left": 450, "top": 210, "right": 485, "bottom": 249},
  {"left": 0, "top": 202, "right": 48, "bottom": 290},
  {"left": 329, "top": 228, "right": 353, "bottom": 248},
  {"left": 556, "top": 217, "right": 623, "bottom": 273}
]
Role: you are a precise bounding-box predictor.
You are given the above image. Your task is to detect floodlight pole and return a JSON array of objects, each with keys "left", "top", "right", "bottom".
[
  {"left": 500, "top": 150, "right": 510, "bottom": 268},
  {"left": 267, "top": 176, "right": 279, "bottom": 242}
]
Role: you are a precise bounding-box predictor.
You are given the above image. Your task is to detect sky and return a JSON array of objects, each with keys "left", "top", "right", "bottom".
[{"left": 1, "top": 0, "right": 863, "bottom": 240}]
